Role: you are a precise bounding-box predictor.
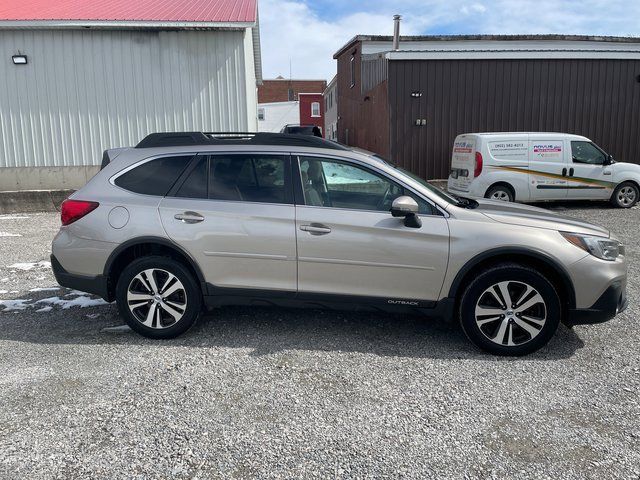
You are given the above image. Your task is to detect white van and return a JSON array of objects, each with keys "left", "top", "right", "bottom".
[{"left": 447, "top": 133, "right": 640, "bottom": 208}]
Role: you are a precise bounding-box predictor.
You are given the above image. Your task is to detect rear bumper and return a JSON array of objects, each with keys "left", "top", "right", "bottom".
[
  {"left": 566, "top": 280, "right": 628, "bottom": 326},
  {"left": 51, "top": 254, "right": 109, "bottom": 300}
]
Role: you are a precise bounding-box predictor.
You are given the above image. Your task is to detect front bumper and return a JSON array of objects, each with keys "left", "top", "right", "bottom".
[
  {"left": 51, "top": 254, "right": 109, "bottom": 300},
  {"left": 566, "top": 280, "right": 628, "bottom": 326}
]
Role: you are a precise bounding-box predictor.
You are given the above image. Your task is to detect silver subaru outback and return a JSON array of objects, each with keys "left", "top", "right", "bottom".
[{"left": 51, "top": 132, "right": 628, "bottom": 355}]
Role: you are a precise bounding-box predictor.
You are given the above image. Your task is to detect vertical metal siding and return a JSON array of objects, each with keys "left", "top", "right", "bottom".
[
  {"left": 0, "top": 29, "right": 253, "bottom": 168},
  {"left": 388, "top": 58, "right": 640, "bottom": 180}
]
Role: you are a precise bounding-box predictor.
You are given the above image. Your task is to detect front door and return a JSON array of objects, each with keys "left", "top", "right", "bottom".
[
  {"left": 528, "top": 139, "right": 569, "bottom": 201},
  {"left": 566, "top": 140, "right": 615, "bottom": 200},
  {"left": 158, "top": 153, "right": 297, "bottom": 293},
  {"left": 294, "top": 155, "right": 449, "bottom": 302}
]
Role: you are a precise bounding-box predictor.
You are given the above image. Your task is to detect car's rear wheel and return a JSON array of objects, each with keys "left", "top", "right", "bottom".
[
  {"left": 485, "top": 185, "right": 514, "bottom": 202},
  {"left": 611, "top": 182, "right": 638, "bottom": 208},
  {"left": 459, "top": 264, "right": 561, "bottom": 356},
  {"left": 116, "top": 256, "right": 202, "bottom": 339}
]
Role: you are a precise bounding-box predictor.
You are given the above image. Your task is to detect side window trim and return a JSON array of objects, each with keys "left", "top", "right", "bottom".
[
  {"left": 167, "top": 154, "right": 208, "bottom": 198},
  {"left": 292, "top": 154, "right": 441, "bottom": 216}
]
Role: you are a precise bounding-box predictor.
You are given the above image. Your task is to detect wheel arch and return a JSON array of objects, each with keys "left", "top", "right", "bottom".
[
  {"left": 485, "top": 182, "right": 516, "bottom": 200},
  {"left": 448, "top": 247, "right": 576, "bottom": 312},
  {"left": 103, "top": 236, "right": 206, "bottom": 302}
]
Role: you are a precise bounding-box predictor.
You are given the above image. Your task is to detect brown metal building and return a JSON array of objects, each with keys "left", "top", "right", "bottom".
[{"left": 333, "top": 35, "right": 640, "bottom": 180}]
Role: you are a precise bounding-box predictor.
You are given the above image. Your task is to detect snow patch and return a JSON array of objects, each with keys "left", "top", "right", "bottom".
[
  {"left": 0, "top": 299, "right": 31, "bottom": 311},
  {"left": 28, "top": 287, "right": 60, "bottom": 292},
  {"left": 0, "top": 232, "right": 21, "bottom": 237},
  {"left": 0, "top": 214, "right": 29, "bottom": 220},
  {"left": 36, "top": 306, "right": 53, "bottom": 313},
  {"left": 36, "top": 295, "right": 108, "bottom": 310},
  {"left": 0, "top": 290, "right": 7, "bottom": 294},
  {"left": 7, "top": 261, "right": 51, "bottom": 271}
]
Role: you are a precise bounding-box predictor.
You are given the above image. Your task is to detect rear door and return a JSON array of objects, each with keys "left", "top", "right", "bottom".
[
  {"left": 295, "top": 155, "right": 449, "bottom": 302},
  {"left": 566, "top": 140, "right": 614, "bottom": 199},
  {"left": 528, "top": 139, "right": 569, "bottom": 200},
  {"left": 448, "top": 135, "right": 476, "bottom": 193},
  {"left": 158, "top": 153, "right": 297, "bottom": 293}
]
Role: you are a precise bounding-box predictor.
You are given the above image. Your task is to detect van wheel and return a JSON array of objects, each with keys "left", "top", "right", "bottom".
[
  {"left": 459, "top": 263, "right": 561, "bottom": 356},
  {"left": 611, "top": 182, "right": 638, "bottom": 208},
  {"left": 115, "top": 256, "right": 202, "bottom": 339},
  {"left": 485, "top": 185, "right": 514, "bottom": 202}
]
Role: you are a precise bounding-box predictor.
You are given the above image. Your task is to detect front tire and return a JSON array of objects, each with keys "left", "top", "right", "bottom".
[
  {"left": 459, "top": 264, "right": 561, "bottom": 356},
  {"left": 611, "top": 182, "right": 639, "bottom": 208},
  {"left": 485, "top": 185, "right": 514, "bottom": 202},
  {"left": 116, "top": 256, "right": 202, "bottom": 339}
]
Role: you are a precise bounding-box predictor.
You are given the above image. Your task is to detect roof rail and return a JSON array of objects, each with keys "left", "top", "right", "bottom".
[{"left": 135, "top": 132, "right": 349, "bottom": 150}]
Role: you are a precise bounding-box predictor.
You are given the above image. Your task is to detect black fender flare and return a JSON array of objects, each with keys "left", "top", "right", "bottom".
[{"left": 447, "top": 247, "right": 576, "bottom": 310}]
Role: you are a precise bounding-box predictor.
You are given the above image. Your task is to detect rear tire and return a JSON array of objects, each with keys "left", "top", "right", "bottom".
[
  {"left": 611, "top": 182, "right": 639, "bottom": 208},
  {"left": 116, "top": 256, "right": 202, "bottom": 339},
  {"left": 485, "top": 184, "right": 514, "bottom": 202},
  {"left": 459, "top": 263, "right": 561, "bottom": 356}
]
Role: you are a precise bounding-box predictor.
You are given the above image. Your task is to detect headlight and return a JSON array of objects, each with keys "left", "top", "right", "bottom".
[{"left": 561, "top": 232, "right": 624, "bottom": 261}]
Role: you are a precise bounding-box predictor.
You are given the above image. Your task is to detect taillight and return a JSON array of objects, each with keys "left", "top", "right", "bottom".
[
  {"left": 60, "top": 200, "right": 99, "bottom": 226},
  {"left": 474, "top": 151, "right": 483, "bottom": 177}
]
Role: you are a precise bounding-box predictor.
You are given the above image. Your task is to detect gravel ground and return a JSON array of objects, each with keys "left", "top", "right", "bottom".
[{"left": 0, "top": 204, "right": 639, "bottom": 479}]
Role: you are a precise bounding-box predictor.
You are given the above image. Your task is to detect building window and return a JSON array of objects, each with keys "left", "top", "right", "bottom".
[
  {"left": 257, "top": 108, "right": 265, "bottom": 121},
  {"left": 288, "top": 88, "right": 294, "bottom": 101},
  {"left": 311, "top": 102, "right": 320, "bottom": 117},
  {"left": 350, "top": 56, "right": 355, "bottom": 88}
]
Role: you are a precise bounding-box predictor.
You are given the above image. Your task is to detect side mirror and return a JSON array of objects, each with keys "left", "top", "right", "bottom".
[
  {"left": 390, "top": 196, "right": 422, "bottom": 228},
  {"left": 603, "top": 154, "right": 613, "bottom": 166}
]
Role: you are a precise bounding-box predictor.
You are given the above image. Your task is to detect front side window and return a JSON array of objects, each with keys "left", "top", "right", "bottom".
[
  {"left": 114, "top": 155, "right": 192, "bottom": 196},
  {"left": 298, "top": 156, "right": 434, "bottom": 214},
  {"left": 209, "top": 155, "right": 289, "bottom": 204},
  {"left": 311, "top": 102, "right": 320, "bottom": 117},
  {"left": 571, "top": 141, "right": 606, "bottom": 165}
]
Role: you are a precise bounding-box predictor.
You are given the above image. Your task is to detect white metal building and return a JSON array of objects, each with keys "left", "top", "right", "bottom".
[
  {"left": 0, "top": 0, "right": 262, "bottom": 191},
  {"left": 257, "top": 101, "right": 300, "bottom": 133}
]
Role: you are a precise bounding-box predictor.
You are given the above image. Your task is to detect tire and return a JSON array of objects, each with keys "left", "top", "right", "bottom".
[
  {"left": 115, "top": 256, "right": 202, "bottom": 339},
  {"left": 610, "top": 181, "right": 639, "bottom": 208},
  {"left": 459, "top": 263, "right": 561, "bottom": 356},
  {"left": 485, "top": 185, "right": 514, "bottom": 202}
]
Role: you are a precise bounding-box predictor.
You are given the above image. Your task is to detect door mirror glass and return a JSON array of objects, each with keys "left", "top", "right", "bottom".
[{"left": 391, "top": 196, "right": 419, "bottom": 217}]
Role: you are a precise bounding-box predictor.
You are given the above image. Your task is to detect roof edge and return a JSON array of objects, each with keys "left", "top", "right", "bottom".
[
  {"left": 0, "top": 19, "right": 256, "bottom": 29},
  {"left": 333, "top": 34, "right": 640, "bottom": 59}
]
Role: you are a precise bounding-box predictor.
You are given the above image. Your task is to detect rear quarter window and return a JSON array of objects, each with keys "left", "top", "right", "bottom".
[{"left": 114, "top": 156, "right": 192, "bottom": 196}]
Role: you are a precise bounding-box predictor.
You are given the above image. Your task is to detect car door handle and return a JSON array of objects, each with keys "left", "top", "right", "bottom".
[
  {"left": 603, "top": 170, "right": 612, "bottom": 175},
  {"left": 569, "top": 168, "right": 574, "bottom": 176},
  {"left": 562, "top": 168, "right": 567, "bottom": 176},
  {"left": 300, "top": 224, "right": 331, "bottom": 235},
  {"left": 174, "top": 211, "right": 204, "bottom": 224}
]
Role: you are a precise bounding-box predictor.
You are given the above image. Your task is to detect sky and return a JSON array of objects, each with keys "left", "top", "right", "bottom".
[{"left": 258, "top": 0, "right": 640, "bottom": 81}]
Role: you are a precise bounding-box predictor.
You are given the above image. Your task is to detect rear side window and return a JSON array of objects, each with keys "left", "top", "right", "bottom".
[
  {"left": 175, "top": 158, "right": 208, "bottom": 199},
  {"left": 209, "top": 155, "right": 290, "bottom": 204},
  {"left": 114, "top": 156, "right": 191, "bottom": 196}
]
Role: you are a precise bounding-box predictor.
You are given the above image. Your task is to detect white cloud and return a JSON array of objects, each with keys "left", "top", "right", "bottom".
[{"left": 258, "top": 0, "right": 640, "bottom": 81}]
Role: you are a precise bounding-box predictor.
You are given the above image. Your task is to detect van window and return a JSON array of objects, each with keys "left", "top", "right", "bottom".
[
  {"left": 571, "top": 141, "right": 606, "bottom": 165},
  {"left": 114, "top": 156, "right": 192, "bottom": 196}
]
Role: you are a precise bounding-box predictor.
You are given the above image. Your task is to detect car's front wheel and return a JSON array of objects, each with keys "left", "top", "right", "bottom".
[
  {"left": 116, "top": 256, "right": 202, "bottom": 339},
  {"left": 459, "top": 263, "right": 561, "bottom": 356}
]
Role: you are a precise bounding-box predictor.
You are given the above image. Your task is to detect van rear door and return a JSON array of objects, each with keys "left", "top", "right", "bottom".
[{"left": 448, "top": 135, "right": 476, "bottom": 192}]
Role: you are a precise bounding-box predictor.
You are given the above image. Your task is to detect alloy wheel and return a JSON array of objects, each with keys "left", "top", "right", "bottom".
[
  {"left": 127, "top": 268, "right": 187, "bottom": 329},
  {"left": 617, "top": 186, "right": 637, "bottom": 207},
  {"left": 474, "top": 280, "right": 547, "bottom": 347}
]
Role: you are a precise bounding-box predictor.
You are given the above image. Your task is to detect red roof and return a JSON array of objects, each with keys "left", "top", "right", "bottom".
[{"left": 0, "top": 0, "right": 257, "bottom": 24}]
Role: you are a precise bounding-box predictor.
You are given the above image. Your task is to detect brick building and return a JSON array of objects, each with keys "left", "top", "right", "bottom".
[{"left": 258, "top": 77, "right": 327, "bottom": 103}]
